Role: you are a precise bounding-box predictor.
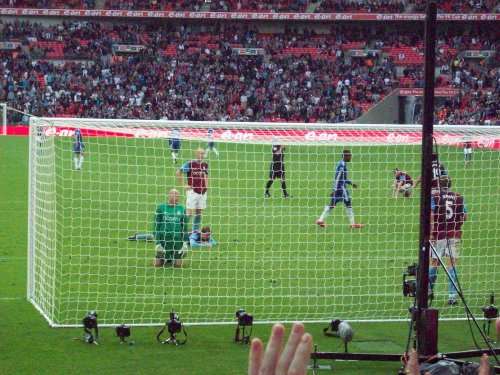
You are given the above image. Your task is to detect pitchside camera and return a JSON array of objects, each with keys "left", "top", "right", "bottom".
[
  {"left": 235, "top": 309, "right": 253, "bottom": 344},
  {"left": 157, "top": 309, "right": 187, "bottom": 345},
  {"left": 323, "top": 318, "right": 354, "bottom": 353},
  {"left": 482, "top": 293, "right": 499, "bottom": 339},
  {"left": 115, "top": 324, "right": 133, "bottom": 345},
  {"left": 83, "top": 310, "right": 98, "bottom": 329},
  {"left": 402, "top": 263, "right": 418, "bottom": 297},
  {"left": 323, "top": 318, "right": 342, "bottom": 336},
  {"left": 236, "top": 309, "right": 253, "bottom": 326},
  {"left": 483, "top": 293, "right": 499, "bottom": 320},
  {"left": 168, "top": 311, "right": 183, "bottom": 334}
]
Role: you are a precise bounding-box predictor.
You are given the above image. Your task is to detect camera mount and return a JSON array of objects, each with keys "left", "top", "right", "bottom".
[
  {"left": 323, "top": 319, "right": 354, "bottom": 353},
  {"left": 402, "top": 263, "right": 418, "bottom": 298},
  {"left": 234, "top": 309, "right": 253, "bottom": 344},
  {"left": 156, "top": 310, "right": 187, "bottom": 345},
  {"left": 482, "top": 293, "right": 499, "bottom": 340}
]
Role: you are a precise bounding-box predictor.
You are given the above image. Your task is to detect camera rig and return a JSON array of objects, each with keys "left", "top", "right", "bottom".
[
  {"left": 402, "top": 263, "right": 418, "bottom": 298},
  {"left": 156, "top": 310, "right": 187, "bottom": 345},
  {"left": 234, "top": 309, "right": 253, "bottom": 344},
  {"left": 323, "top": 318, "right": 342, "bottom": 337},
  {"left": 323, "top": 319, "right": 354, "bottom": 353},
  {"left": 115, "top": 324, "right": 134, "bottom": 345},
  {"left": 482, "top": 293, "right": 499, "bottom": 339}
]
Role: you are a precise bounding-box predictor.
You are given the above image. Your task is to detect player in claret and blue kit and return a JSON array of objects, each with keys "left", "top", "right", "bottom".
[
  {"left": 316, "top": 150, "right": 363, "bottom": 229},
  {"left": 392, "top": 168, "right": 414, "bottom": 198},
  {"left": 415, "top": 153, "right": 448, "bottom": 194},
  {"left": 189, "top": 226, "right": 217, "bottom": 248},
  {"left": 176, "top": 148, "right": 209, "bottom": 232},
  {"left": 428, "top": 176, "right": 467, "bottom": 305}
]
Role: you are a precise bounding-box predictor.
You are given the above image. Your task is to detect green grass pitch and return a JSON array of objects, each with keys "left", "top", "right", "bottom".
[{"left": 1, "top": 135, "right": 498, "bottom": 374}]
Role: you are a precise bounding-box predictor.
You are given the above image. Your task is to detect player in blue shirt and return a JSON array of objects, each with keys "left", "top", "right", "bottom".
[
  {"left": 316, "top": 150, "right": 363, "bottom": 228},
  {"left": 73, "top": 128, "right": 85, "bottom": 170},
  {"left": 169, "top": 127, "right": 181, "bottom": 164},
  {"left": 205, "top": 128, "right": 219, "bottom": 159},
  {"left": 189, "top": 226, "right": 217, "bottom": 248}
]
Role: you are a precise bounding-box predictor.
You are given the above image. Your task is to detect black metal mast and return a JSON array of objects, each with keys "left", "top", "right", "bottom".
[{"left": 416, "top": 0, "right": 438, "bottom": 356}]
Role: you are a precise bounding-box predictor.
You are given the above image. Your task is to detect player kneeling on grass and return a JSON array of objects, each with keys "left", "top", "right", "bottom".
[
  {"left": 189, "top": 226, "right": 217, "bottom": 248},
  {"left": 153, "top": 189, "right": 189, "bottom": 268},
  {"left": 392, "top": 169, "right": 414, "bottom": 198}
]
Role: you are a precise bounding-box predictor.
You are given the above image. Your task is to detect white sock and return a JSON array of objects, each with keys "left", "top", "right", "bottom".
[
  {"left": 205, "top": 149, "right": 210, "bottom": 157},
  {"left": 78, "top": 156, "right": 84, "bottom": 169},
  {"left": 171, "top": 152, "right": 177, "bottom": 160},
  {"left": 346, "top": 207, "right": 355, "bottom": 225},
  {"left": 74, "top": 157, "right": 79, "bottom": 169},
  {"left": 319, "top": 206, "right": 331, "bottom": 222},
  {"left": 213, "top": 147, "right": 219, "bottom": 157}
]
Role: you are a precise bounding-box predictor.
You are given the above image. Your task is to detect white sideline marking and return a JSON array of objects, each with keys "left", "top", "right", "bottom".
[{"left": 0, "top": 297, "right": 23, "bottom": 300}]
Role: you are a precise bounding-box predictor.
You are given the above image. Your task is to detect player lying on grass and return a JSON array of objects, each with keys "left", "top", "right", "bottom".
[
  {"left": 130, "top": 226, "right": 217, "bottom": 249},
  {"left": 189, "top": 226, "right": 217, "bottom": 248}
]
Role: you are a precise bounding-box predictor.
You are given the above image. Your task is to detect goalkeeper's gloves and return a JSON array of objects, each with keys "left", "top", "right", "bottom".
[{"left": 178, "top": 242, "right": 188, "bottom": 255}]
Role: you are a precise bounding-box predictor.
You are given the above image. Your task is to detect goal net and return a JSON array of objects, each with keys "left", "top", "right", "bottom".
[{"left": 27, "top": 116, "right": 500, "bottom": 327}]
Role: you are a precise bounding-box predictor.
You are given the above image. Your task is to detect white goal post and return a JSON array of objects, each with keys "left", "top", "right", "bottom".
[{"left": 27, "top": 116, "right": 500, "bottom": 327}]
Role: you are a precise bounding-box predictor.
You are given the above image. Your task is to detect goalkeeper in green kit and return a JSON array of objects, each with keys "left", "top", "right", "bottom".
[{"left": 152, "top": 188, "right": 189, "bottom": 267}]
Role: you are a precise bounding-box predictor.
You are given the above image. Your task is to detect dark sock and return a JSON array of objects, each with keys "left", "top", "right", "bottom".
[
  {"left": 265, "top": 180, "right": 273, "bottom": 194},
  {"left": 281, "top": 181, "right": 288, "bottom": 196}
]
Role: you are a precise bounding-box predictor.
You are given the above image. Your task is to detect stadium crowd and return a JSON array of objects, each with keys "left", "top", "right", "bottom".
[
  {"left": 0, "top": 0, "right": 96, "bottom": 8},
  {"left": 0, "top": 18, "right": 498, "bottom": 124},
  {"left": 412, "top": 0, "right": 498, "bottom": 13},
  {"left": 315, "top": 0, "right": 405, "bottom": 13},
  {"left": 209, "top": 0, "right": 309, "bottom": 13},
  {"left": 1, "top": 0, "right": 499, "bottom": 13}
]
